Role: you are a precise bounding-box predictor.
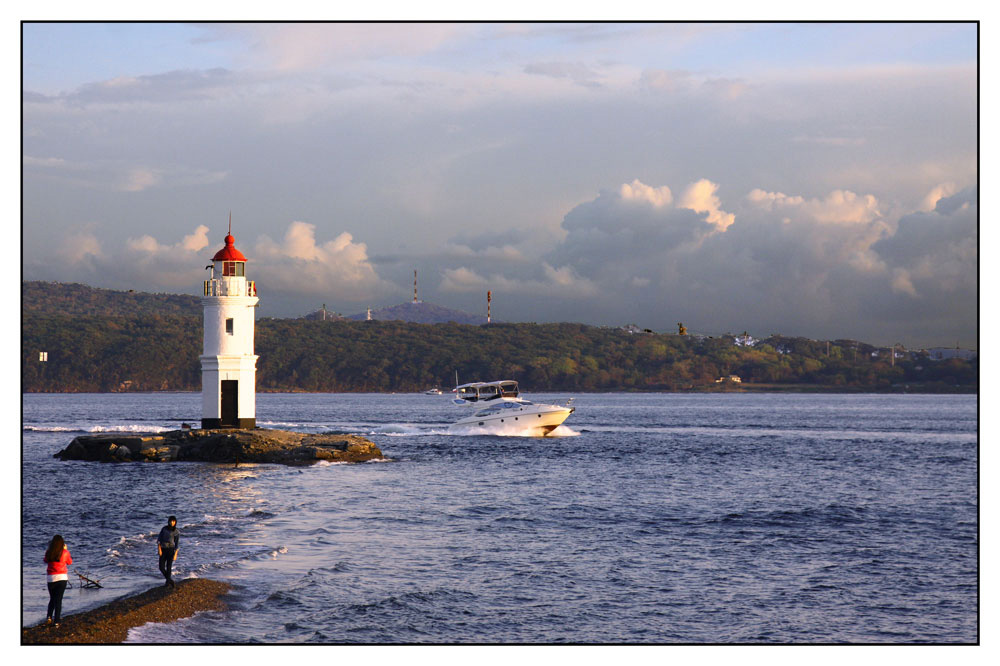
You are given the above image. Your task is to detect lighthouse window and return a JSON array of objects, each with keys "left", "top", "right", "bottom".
[
  {"left": 226, "top": 318, "right": 234, "bottom": 335},
  {"left": 223, "top": 262, "right": 244, "bottom": 277}
]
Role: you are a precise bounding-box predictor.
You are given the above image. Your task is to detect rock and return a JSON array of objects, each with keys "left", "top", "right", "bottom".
[{"left": 55, "top": 428, "right": 384, "bottom": 466}]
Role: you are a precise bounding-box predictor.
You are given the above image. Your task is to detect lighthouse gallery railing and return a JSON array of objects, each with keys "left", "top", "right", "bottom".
[{"left": 204, "top": 280, "right": 256, "bottom": 297}]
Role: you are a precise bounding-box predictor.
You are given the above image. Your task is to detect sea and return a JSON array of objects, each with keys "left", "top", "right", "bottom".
[{"left": 21, "top": 392, "right": 978, "bottom": 644}]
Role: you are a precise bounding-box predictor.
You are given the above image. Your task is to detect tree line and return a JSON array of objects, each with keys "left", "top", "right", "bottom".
[{"left": 22, "top": 313, "right": 977, "bottom": 393}]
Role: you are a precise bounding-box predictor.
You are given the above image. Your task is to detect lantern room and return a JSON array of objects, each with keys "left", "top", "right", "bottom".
[
  {"left": 204, "top": 230, "right": 255, "bottom": 298},
  {"left": 212, "top": 233, "right": 247, "bottom": 276}
]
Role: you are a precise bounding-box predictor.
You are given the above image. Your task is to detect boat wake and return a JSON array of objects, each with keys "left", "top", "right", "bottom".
[{"left": 373, "top": 423, "right": 579, "bottom": 438}]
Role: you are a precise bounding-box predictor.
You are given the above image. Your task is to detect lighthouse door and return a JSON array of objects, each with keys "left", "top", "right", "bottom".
[{"left": 220, "top": 380, "right": 239, "bottom": 427}]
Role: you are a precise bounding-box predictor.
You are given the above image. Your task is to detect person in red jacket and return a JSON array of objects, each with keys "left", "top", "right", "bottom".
[{"left": 43, "top": 535, "right": 72, "bottom": 627}]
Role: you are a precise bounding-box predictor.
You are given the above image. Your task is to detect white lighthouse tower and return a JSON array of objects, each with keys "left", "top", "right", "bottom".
[{"left": 200, "top": 219, "right": 259, "bottom": 429}]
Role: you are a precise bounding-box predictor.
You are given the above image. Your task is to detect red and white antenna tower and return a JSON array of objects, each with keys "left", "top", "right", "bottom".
[
  {"left": 487, "top": 290, "right": 492, "bottom": 323},
  {"left": 413, "top": 269, "right": 418, "bottom": 303}
]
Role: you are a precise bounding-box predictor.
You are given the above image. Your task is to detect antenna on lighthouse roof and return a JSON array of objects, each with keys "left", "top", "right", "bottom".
[{"left": 228, "top": 211, "right": 232, "bottom": 236}]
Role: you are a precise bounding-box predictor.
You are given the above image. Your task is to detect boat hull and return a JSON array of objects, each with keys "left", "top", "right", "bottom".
[{"left": 449, "top": 404, "right": 574, "bottom": 436}]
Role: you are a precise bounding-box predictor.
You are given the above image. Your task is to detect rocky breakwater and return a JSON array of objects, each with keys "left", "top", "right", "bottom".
[{"left": 54, "top": 428, "right": 384, "bottom": 465}]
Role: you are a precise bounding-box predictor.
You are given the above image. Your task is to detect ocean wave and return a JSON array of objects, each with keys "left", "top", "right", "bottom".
[{"left": 24, "top": 423, "right": 173, "bottom": 434}]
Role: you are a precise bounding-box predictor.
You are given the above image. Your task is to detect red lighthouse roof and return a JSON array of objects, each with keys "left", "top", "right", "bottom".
[{"left": 212, "top": 233, "right": 247, "bottom": 262}]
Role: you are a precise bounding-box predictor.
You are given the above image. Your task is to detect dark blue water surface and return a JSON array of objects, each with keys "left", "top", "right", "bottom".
[{"left": 21, "top": 392, "right": 977, "bottom": 643}]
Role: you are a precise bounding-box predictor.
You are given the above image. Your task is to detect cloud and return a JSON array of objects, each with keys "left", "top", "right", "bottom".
[
  {"left": 537, "top": 177, "right": 974, "bottom": 344},
  {"left": 23, "top": 154, "right": 228, "bottom": 192},
  {"left": 211, "top": 23, "right": 474, "bottom": 72},
  {"left": 920, "top": 182, "right": 959, "bottom": 212},
  {"left": 524, "top": 61, "right": 602, "bottom": 88},
  {"left": 127, "top": 225, "right": 210, "bottom": 255},
  {"left": 872, "top": 186, "right": 977, "bottom": 297},
  {"left": 638, "top": 68, "right": 693, "bottom": 93},
  {"left": 620, "top": 179, "right": 672, "bottom": 207},
  {"left": 252, "top": 221, "right": 392, "bottom": 300},
  {"left": 679, "top": 179, "right": 734, "bottom": 231},
  {"left": 890, "top": 268, "right": 918, "bottom": 297},
  {"left": 439, "top": 262, "right": 598, "bottom": 299},
  {"left": 26, "top": 68, "right": 246, "bottom": 106},
  {"left": 550, "top": 179, "right": 732, "bottom": 287},
  {"left": 747, "top": 188, "right": 881, "bottom": 225},
  {"left": 122, "top": 167, "right": 162, "bottom": 192},
  {"left": 56, "top": 226, "right": 104, "bottom": 265}
]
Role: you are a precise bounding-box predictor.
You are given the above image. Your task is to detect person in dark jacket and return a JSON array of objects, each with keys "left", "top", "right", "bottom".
[
  {"left": 157, "top": 516, "right": 180, "bottom": 588},
  {"left": 44, "top": 535, "right": 72, "bottom": 626}
]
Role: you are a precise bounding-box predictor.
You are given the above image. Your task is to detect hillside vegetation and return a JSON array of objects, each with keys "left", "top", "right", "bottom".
[{"left": 21, "top": 283, "right": 977, "bottom": 393}]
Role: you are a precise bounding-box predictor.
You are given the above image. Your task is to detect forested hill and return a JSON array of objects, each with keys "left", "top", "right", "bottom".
[
  {"left": 22, "top": 283, "right": 977, "bottom": 393},
  {"left": 23, "top": 281, "right": 202, "bottom": 317}
]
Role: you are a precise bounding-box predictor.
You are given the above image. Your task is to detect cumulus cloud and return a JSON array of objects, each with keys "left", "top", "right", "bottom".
[
  {"left": 620, "top": 179, "right": 672, "bottom": 207},
  {"left": 538, "top": 177, "right": 975, "bottom": 344},
  {"left": 748, "top": 188, "right": 881, "bottom": 225},
  {"left": 127, "top": 225, "right": 210, "bottom": 255},
  {"left": 921, "top": 182, "right": 959, "bottom": 212},
  {"left": 873, "top": 186, "right": 977, "bottom": 296},
  {"left": 56, "top": 226, "right": 104, "bottom": 265},
  {"left": 549, "top": 178, "right": 734, "bottom": 289},
  {"left": 679, "top": 179, "right": 735, "bottom": 231},
  {"left": 252, "top": 221, "right": 392, "bottom": 300}
]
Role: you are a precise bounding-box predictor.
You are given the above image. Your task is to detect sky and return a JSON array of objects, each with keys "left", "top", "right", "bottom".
[{"left": 20, "top": 21, "right": 979, "bottom": 348}]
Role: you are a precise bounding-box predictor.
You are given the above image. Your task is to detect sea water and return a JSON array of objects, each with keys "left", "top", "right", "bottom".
[{"left": 21, "top": 392, "right": 977, "bottom": 643}]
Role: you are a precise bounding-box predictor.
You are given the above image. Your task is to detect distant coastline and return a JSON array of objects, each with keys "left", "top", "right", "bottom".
[{"left": 22, "top": 281, "right": 977, "bottom": 395}]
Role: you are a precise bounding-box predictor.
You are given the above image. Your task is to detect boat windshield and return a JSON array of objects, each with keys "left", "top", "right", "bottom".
[{"left": 456, "top": 381, "right": 519, "bottom": 402}]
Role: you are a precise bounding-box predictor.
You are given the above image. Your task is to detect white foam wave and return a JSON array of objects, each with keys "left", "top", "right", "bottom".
[
  {"left": 27, "top": 423, "right": 174, "bottom": 433},
  {"left": 257, "top": 420, "right": 303, "bottom": 428},
  {"left": 87, "top": 424, "right": 172, "bottom": 433}
]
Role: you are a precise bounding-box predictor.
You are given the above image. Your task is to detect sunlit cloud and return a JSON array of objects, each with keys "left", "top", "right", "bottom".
[
  {"left": 252, "top": 221, "right": 393, "bottom": 299},
  {"left": 679, "top": 179, "right": 734, "bottom": 232},
  {"left": 620, "top": 179, "right": 672, "bottom": 207}
]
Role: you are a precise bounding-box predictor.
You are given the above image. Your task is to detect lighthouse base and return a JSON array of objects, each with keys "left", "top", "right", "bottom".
[{"left": 201, "top": 417, "right": 256, "bottom": 430}]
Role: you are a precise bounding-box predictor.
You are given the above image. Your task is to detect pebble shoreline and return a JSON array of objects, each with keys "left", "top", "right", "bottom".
[{"left": 21, "top": 578, "right": 232, "bottom": 644}]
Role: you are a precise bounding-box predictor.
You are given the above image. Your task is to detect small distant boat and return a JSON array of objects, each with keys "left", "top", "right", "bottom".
[
  {"left": 450, "top": 380, "right": 574, "bottom": 436},
  {"left": 424, "top": 388, "right": 443, "bottom": 395}
]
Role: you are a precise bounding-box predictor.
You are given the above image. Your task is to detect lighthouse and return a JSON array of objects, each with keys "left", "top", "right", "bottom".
[{"left": 200, "top": 220, "right": 259, "bottom": 429}]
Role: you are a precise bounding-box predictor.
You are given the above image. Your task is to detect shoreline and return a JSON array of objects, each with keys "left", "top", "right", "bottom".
[
  {"left": 21, "top": 578, "right": 232, "bottom": 644},
  {"left": 21, "top": 385, "right": 979, "bottom": 395}
]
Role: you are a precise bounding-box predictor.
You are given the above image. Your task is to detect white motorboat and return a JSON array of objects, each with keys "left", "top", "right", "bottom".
[
  {"left": 449, "top": 380, "right": 574, "bottom": 436},
  {"left": 424, "top": 388, "right": 443, "bottom": 395}
]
